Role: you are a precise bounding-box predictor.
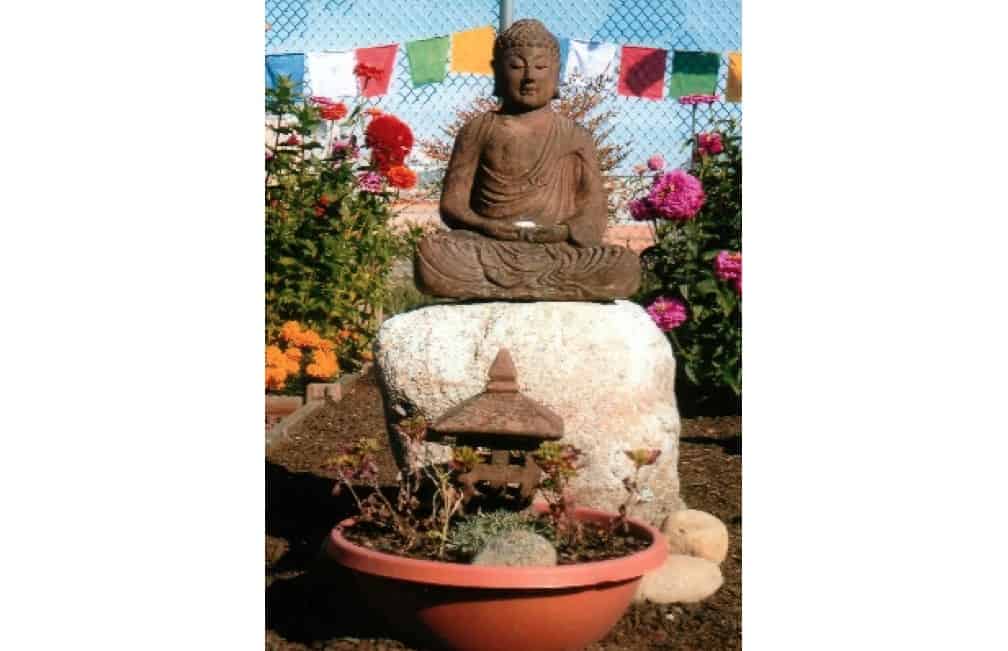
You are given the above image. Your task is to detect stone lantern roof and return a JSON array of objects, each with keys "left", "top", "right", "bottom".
[{"left": 431, "top": 348, "right": 563, "bottom": 440}]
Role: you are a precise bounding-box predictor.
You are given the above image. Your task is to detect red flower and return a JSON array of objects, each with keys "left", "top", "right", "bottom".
[
  {"left": 386, "top": 165, "right": 417, "bottom": 190},
  {"left": 319, "top": 102, "right": 348, "bottom": 121},
  {"left": 283, "top": 134, "right": 301, "bottom": 146},
  {"left": 365, "top": 114, "right": 414, "bottom": 172},
  {"left": 697, "top": 132, "right": 724, "bottom": 156},
  {"left": 313, "top": 206, "right": 325, "bottom": 217},
  {"left": 318, "top": 194, "right": 331, "bottom": 207}
]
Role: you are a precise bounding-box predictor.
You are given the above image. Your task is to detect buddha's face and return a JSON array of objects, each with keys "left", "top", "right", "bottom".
[{"left": 497, "top": 46, "right": 557, "bottom": 111}]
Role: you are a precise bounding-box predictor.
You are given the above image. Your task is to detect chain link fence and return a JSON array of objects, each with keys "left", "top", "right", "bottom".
[{"left": 266, "top": 0, "right": 740, "bottom": 183}]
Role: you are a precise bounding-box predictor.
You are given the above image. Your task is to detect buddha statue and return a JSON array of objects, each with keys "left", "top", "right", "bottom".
[{"left": 415, "top": 19, "right": 642, "bottom": 301}]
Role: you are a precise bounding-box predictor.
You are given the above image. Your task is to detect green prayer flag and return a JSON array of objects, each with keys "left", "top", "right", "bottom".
[
  {"left": 669, "top": 51, "right": 721, "bottom": 98},
  {"left": 406, "top": 36, "right": 450, "bottom": 86}
]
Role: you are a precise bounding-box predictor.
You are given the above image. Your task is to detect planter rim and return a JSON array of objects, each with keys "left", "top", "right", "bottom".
[{"left": 325, "top": 504, "right": 667, "bottom": 589}]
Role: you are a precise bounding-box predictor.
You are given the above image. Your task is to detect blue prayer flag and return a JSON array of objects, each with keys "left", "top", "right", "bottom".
[{"left": 266, "top": 53, "right": 305, "bottom": 91}]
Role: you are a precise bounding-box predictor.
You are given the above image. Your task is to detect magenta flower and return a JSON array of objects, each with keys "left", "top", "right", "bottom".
[
  {"left": 357, "top": 171, "right": 383, "bottom": 193},
  {"left": 332, "top": 138, "right": 359, "bottom": 160},
  {"left": 646, "top": 296, "right": 688, "bottom": 332},
  {"left": 678, "top": 94, "right": 721, "bottom": 106},
  {"left": 714, "top": 250, "right": 742, "bottom": 281},
  {"left": 697, "top": 132, "right": 724, "bottom": 156},
  {"left": 628, "top": 198, "right": 651, "bottom": 221},
  {"left": 646, "top": 169, "right": 705, "bottom": 221},
  {"left": 647, "top": 154, "right": 666, "bottom": 171}
]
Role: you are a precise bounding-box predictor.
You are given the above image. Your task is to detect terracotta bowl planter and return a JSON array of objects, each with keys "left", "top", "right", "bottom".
[{"left": 323, "top": 505, "right": 667, "bottom": 651}]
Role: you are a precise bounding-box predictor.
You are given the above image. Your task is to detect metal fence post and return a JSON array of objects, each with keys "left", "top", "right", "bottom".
[{"left": 500, "top": 0, "right": 513, "bottom": 31}]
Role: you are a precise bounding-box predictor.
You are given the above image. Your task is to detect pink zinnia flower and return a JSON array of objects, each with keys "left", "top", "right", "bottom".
[
  {"left": 647, "top": 154, "right": 666, "bottom": 171},
  {"left": 646, "top": 169, "right": 705, "bottom": 221},
  {"left": 697, "top": 132, "right": 724, "bottom": 156},
  {"left": 332, "top": 138, "right": 359, "bottom": 160},
  {"left": 628, "top": 198, "right": 651, "bottom": 221},
  {"left": 646, "top": 296, "right": 688, "bottom": 332},
  {"left": 357, "top": 171, "right": 383, "bottom": 193},
  {"left": 714, "top": 250, "right": 742, "bottom": 281}
]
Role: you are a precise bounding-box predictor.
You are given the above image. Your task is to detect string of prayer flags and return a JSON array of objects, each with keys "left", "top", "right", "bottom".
[
  {"left": 668, "top": 50, "right": 721, "bottom": 98},
  {"left": 304, "top": 51, "right": 357, "bottom": 98},
  {"left": 617, "top": 45, "right": 667, "bottom": 99},
  {"left": 726, "top": 52, "right": 742, "bottom": 102},
  {"left": 355, "top": 44, "right": 398, "bottom": 97},
  {"left": 450, "top": 26, "right": 495, "bottom": 75},
  {"left": 266, "top": 53, "right": 305, "bottom": 91},
  {"left": 564, "top": 39, "right": 617, "bottom": 81},
  {"left": 406, "top": 36, "right": 451, "bottom": 86}
]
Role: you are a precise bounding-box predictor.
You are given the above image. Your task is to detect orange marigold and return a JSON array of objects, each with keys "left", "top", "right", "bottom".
[
  {"left": 279, "top": 321, "right": 302, "bottom": 342},
  {"left": 386, "top": 165, "right": 417, "bottom": 190},
  {"left": 282, "top": 347, "right": 301, "bottom": 373},
  {"left": 315, "top": 338, "right": 334, "bottom": 353},
  {"left": 266, "top": 345, "right": 286, "bottom": 367},
  {"left": 265, "top": 366, "right": 288, "bottom": 391},
  {"left": 291, "top": 328, "right": 321, "bottom": 348},
  {"left": 306, "top": 349, "right": 339, "bottom": 380}
]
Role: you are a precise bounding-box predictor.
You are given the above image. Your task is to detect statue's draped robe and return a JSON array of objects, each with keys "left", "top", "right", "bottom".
[{"left": 417, "top": 111, "right": 641, "bottom": 301}]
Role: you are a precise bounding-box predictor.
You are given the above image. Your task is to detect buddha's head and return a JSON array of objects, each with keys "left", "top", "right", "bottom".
[{"left": 492, "top": 19, "right": 561, "bottom": 111}]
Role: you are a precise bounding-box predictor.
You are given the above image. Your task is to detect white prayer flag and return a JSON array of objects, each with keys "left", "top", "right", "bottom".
[
  {"left": 563, "top": 39, "right": 617, "bottom": 81},
  {"left": 305, "top": 51, "right": 357, "bottom": 98}
]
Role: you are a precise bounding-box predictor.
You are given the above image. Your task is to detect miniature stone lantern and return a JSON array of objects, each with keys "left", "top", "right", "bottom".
[{"left": 431, "top": 348, "right": 563, "bottom": 506}]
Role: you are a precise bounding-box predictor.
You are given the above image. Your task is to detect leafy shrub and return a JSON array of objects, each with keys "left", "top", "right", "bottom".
[
  {"left": 265, "top": 78, "right": 420, "bottom": 381},
  {"left": 635, "top": 118, "right": 742, "bottom": 407}
]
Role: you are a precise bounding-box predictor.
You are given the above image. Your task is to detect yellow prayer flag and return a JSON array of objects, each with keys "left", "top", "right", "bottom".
[
  {"left": 726, "top": 52, "right": 742, "bottom": 102},
  {"left": 450, "top": 26, "right": 495, "bottom": 75}
]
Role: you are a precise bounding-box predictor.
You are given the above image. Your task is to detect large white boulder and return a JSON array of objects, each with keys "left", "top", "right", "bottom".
[{"left": 373, "top": 300, "right": 683, "bottom": 525}]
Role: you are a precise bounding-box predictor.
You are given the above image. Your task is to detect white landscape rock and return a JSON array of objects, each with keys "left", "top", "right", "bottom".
[
  {"left": 635, "top": 554, "right": 724, "bottom": 604},
  {"left": 374, "top": 300, "right": 684, "bottom": 525},
  {"left": 661, "top": 509, "right": 730, "bottom": 564}
]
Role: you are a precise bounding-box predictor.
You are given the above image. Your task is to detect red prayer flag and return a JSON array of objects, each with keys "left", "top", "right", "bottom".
[
  {"left": 354, "top": 44, "right": 398, "bottom": 97},
  {"left": 617, "top": 45, "right": 667, "bottom": 99}
]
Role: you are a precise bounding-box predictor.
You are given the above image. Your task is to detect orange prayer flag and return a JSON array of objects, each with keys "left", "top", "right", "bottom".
[
  {"left": 450, "top": 25, "right": 495, "bottom": 75},
  {"left": 726, "top": 52, "right": 742, "bottom": 102}
]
